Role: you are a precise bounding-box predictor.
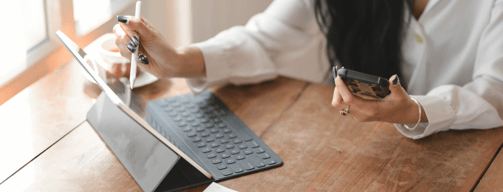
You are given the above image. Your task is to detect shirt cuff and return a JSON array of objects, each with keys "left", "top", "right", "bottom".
[{"left": 394, "top": 95, "right": 456, "bottom": 139}]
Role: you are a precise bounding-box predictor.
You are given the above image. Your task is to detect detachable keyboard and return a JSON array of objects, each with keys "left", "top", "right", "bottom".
[{"left": 146, "top": 91, "right": 283, "bottom": 181}]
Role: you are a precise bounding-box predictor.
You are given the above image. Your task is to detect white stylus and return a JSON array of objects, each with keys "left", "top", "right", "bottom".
[{"left": 130, "top": 1, "right": 141, "bottom": 89}]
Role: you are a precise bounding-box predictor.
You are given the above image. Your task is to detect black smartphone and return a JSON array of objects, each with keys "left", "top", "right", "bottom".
[{"left": 333, "top": 67, "right": 391, "bottom": 100}]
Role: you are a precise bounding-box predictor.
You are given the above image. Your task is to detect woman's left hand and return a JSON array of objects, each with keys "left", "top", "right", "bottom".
[{"left": 332, "top": 75, "right": 427, "bottom": 124}]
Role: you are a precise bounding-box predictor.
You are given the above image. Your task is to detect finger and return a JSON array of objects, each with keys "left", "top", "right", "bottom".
[
  {"left": 118, "top": 16, "right": 155, "bottom": 42},
  {"left": 117, "top": 17, "right": 141, "bottom": 48},
  {"left": 332, "top": 86, "right": 347, "bottom": 109},
  {"left": 387, "top": 74, "right": 409, "bottom": 99},
  {"left": 334, "top": 76, "right": 370, "bottom": 108},
  {"left": 113, "top": 24, "right": 133, "bottom": 59}
]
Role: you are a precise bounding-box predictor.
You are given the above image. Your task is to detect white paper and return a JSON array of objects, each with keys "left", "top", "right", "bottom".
[{"left": 203, "top": 182, "right": 238, "bottom": 192}]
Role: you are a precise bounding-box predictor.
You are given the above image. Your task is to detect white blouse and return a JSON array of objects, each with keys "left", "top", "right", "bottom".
[{"left": 187, "top": 0, "right": 503, "bottom": 139}]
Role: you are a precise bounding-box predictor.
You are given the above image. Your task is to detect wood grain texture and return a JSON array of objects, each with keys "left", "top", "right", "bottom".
[
  {"left": 474, "top": 145, "right": 503, "bottom": 192},
  {"left": 214, "top": 83, "right": 503, "bottom": 192},
  {"left": 0, "top": 122, "right": 142, "bottom": 192},
  {"left": 0, "top": 74, "right": 308, "bottom": 191},
  {"left": 0, "top": 61, "right": 97, "bottom": 183},
  {"left": 2, "top": 59, "right": 503, "bottom": 191}
]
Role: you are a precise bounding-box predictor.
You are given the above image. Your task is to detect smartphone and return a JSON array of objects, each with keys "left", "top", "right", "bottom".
[{"left": 333, "top": 67, "right": 391, "bottom": 100}]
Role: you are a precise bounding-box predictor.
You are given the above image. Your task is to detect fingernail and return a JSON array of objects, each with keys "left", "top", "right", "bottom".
[
  {"left": 138, "top": 54, "right": 149, "bottom": 64},
  {"left": 393, "top": 75, "right": 400, "bottom": 86},
  {"left": 126, "top": 42, "right": 136, "bottom": 53},
  {"left": 332, "top": 66, "right": 337, "bottom": 79},
  {"left": 117, "top": 15, "right": 129, "bottom": 24},
  {"left": 131, "top": 36, "right": 140, "bottom": 47}
]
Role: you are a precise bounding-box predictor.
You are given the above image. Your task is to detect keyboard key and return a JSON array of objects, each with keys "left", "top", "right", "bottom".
[
  {"left": 180, "top": 98, "right": 190, "bottom": 104},
  {"left": 220, "top": 153, "right": 230, "bottom": 159},
  {"left": 226, "top": 159, "right": 236, "bottom": 165},
  {"left": 191, "top": 122, "right": 200, "bottom": 127},
  {"left": 201, "top": 132, "right": 210, "bottom": 137},
  {"left": 247, "top": 141, "right": 259, "bottom": 148},
  {"left": 242, "top": 135, "right": 253, "bottom": 142},
  {"left": 229, "top": 164, "right": 243, "bottom": 173},
  {"left": 264, "top": 159, "right": 276, "bottom": 165},
  {"left": 189, "top": 108, "right": 200, "bottom": 113},
  {"left": 220, "top": 139, "right": 229, "bottom": 144},
  {"left": 196, "top": 127, "right": 205, "bottom": 132},
  {"left": 186, "top": 116, "right": 195, "bottom": 122},
  {"left": 187, "top": 104, "right": 197, "bottom": 109},
  {"left": 177, "top": 121, "right": 187, "bottom": 127},
  {"left": 197, "top": 143, "right": 206, "bottom": 148},
  {"left": 182, "top": 127, "right": 192, "bottom": 132},
  {"left": 213, "top": 118, "right": 222, "bottom": 123},
  {"left": 221, "top": 169, "right": 232, "bottom": 176},
  {"left": 223, "top": 129, "right": 232, "bottom": 133},
  {"left": 217, "top": 164, "right": 228, "bottom": 170},
  {"left": 162, "top": 106, "right": 173, "bottom": 112},
  {"left": 172, "top": 102, "right": 182, "bottom": 107},
  {"left": 206, "top": 137, "right": 215, "bottom": 142},
  {"left": 204, "top": 107, "right": 214, "bottom": 113},
  {"left": 206, "top": 153, "right": 216, "bottom": 159},
  {"left": 243, "top": 149, "right": 253, "bottom": 155},
  {"left": 218, "top": 123, "right": 227, "bottom": 128},
  {"left": 187, "top": 132, "right": 197, "bottom": 137},
  {"left": 201, "top": 117, "right": 210, "bottom": 123},
  {"left": 228, "top": 133, "right": 237, "bottom": 139},
  {"left": 204, "top": 122, "right": 215, "bottom": 128},
  {"left": 181, "top": 112, "right": 190, "bottom": 117},
  {"left": 202, "top": 148, "right": 211, "bottom": 153},
  {"left": 238, "top": 144, "right": 247, "bottom": 149},
  {"left": 215, "top": 147, "right": 225, "bottom": 153},
  {"left": 212, "top": 159, "right": 222, "bottom": 164},
  {"left": 253, "top": 148, "right": 265, "bottom": 154},
  {"left": 230, "top": 149, "right": 240, "bottom": 155},
  {"left": 209, "top": 113, "right": 217, "bottom": 118},
  {"left": 210, "top": 128, "right": 219, "bottom": 133},
  {"left": 172, "top": 116, "right": 182, "bottom": 122},
  {"left": 239, "top": 160, "right": 255, "bottom": 170},
  {"left": 236, "top": 155, "right": 245, "bottom": 160},
  {"left": 192, "top": 137, "right": 202, "bottom": 142},
  {"left": 210, "top": 143, "right": 220, "bottom": 148},
  {"left": 175, "top": 107, "right": 185, "bottom": 112},
  {"left": 168, "top": 111, "right": 178, "bottom": 117},
  {"left": 195, "top": 113, "right": 204, "bottom": 118},
  {"left": 198, "top": 103, "right": 208, "bottom": 109},
  {"left": 225, "top": 144, "right": 234, "bottom": 149},
  {"left": 248, "top": 155, "right": 266, "bottom": 168},
  {"left": 258, "top": 153, "right": 270, "bottom": 159},
  {"left": 215, "top": 133, "right": 224, "bottom": 139}
]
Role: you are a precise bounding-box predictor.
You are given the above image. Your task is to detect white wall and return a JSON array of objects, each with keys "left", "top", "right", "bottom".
[{"left": 190, "top": 0, "right": 274, "bottom": 43}]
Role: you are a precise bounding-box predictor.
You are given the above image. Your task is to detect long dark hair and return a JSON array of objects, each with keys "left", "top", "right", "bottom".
[{"left": 315, "top": 0, "right": 410, "bottom": 79}]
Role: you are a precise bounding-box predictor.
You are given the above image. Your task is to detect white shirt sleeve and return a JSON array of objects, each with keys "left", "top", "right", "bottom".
[
  {"left": 186, "top": 0, "right": 329, "bottom": 94},
  {"left": 395, "top": 1, "right": 503, "bottom": 139}
]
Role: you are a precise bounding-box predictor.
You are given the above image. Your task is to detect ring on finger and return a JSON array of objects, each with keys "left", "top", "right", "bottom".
[{"left": 340, "top": 105, "right": 350, "bottom": 116}]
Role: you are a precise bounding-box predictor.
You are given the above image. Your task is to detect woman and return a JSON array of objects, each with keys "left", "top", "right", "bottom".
[{"left": 113, "top": 0, "right": 503, "bottom": 139}]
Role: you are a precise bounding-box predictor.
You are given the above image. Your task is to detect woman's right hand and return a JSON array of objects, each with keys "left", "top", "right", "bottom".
[{"left": 113, "top": 16, "right": 206, "bottom": 78}]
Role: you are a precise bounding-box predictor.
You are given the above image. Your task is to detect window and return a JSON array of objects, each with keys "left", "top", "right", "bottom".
[
  {"left": 0, "top": 0, "right": 135, "bottom": 87},
  {"left": 73, "top": 0, "right": 134, "bottom": 36}
]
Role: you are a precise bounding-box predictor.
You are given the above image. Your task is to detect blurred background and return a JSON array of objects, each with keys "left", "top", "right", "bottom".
[{"left": 0, "top": 0, "right": 273, "bottom": 105}]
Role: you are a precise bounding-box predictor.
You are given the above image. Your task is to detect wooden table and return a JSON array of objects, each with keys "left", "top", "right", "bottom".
[{"left": 0, "top": 60, "right": 502, "bottom": 192}]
